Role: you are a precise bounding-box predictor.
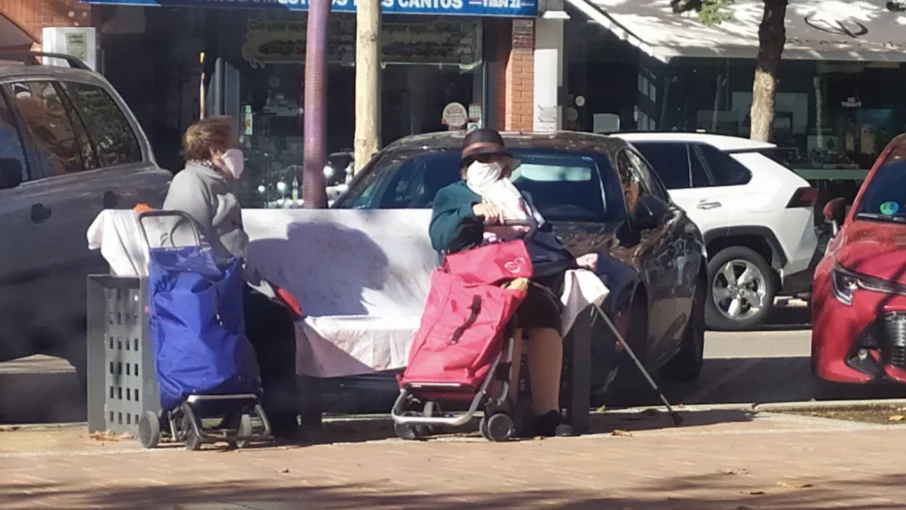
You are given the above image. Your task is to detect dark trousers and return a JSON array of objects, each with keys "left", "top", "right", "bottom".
[{"left": 243, "top": 286, "right": 299, "bottom": 438}]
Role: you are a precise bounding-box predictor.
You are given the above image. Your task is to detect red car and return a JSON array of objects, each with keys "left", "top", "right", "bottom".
[{"left": 812, "top": 134, "right": 906, "bottom": 388}]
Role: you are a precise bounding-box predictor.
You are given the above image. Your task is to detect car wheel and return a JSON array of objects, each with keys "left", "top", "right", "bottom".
[
  {"left": 662, "top": 273, "right": 706, "bottom": 382},
  {"left": 606, "top": 296, "right": 651, "bottom": 408},
  {"left": 705, "top": 246, "right": 777, "bottom": 331}
]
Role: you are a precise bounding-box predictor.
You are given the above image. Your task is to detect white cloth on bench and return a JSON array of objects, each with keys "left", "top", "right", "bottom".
[
  {"left": 243, "top": 210, "right": 437, "bottom": 378},
  {"left": 86, "top": 210, "right": 149, "bottom": 277},
  {"left": 89, "top": 209, "right": 610, "bottom": 379}
]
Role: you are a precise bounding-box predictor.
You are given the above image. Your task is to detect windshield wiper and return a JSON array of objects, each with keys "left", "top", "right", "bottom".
[{"left": 854, "top": 212, "right": 906, "bottom": 224}]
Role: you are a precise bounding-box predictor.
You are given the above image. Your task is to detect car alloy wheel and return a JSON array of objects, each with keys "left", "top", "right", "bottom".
[{"left": 712, "top": 259, "right": 768, "bottom": 321}]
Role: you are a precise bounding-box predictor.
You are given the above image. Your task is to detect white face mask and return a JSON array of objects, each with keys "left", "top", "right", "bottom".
[
  {"left": 466, "top": 160, "right": 503, "bottom": 189},
  {"left": 218, "top": 149, "right": 245, "bottom": 180}
]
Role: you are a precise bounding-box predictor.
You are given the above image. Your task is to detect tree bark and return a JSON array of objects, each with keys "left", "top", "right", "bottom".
[
  {"left": 749, "top": 0, "right": 787, "bottom": 142},
  {"left": 354, "top": 0, "right": 381, "bottom": 174}
]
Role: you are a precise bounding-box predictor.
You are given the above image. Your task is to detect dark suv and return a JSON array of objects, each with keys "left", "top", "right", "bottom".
[{"left": 0, "top": 53, "right": 171, "bottom": 386}]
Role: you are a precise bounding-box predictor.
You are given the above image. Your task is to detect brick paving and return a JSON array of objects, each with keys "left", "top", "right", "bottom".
[{"left": 2, "top": 410, "right": 905, "bottom": 510}]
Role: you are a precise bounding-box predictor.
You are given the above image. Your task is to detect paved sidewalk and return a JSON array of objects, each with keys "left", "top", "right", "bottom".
[{"left": 2, "top": 410, "right": 905, "bottom": 509}]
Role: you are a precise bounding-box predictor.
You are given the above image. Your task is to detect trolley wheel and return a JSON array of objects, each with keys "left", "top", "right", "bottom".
[
  {"left": 181, "top": 404, "right": 203, "bottom": 451},
  {"left": 393, "top": 412, "right": 424, "bottom": 441},
  {"left": 184, "top": 427, "right": 203, "bottom": 451},
  {"left": 138, "top": 411, "right": 161, "bottom": 449},
  {"left": 227, "top": 414, "right": 253, "bottom": 449},
  {"left": 482, "top": 413, "right": 514, "bottom": 442},
  {"left": 421, "top": 401, "right": 442, "bottom": 435}
]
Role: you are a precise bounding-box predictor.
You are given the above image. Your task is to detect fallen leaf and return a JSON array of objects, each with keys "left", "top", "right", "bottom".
[
  {"left": 777, "top": 480, "right": 816, "bottom": 489},
  {"left": 89, "top": 430, "right": 127, "bottom": 442},
  {"left": 719, "top": 468, "right": 749, "bottom": 476},
  {"left": 278, "top": 468, "right": 290, "bottom": 474},
  {"left": 888, "top": 415, "right": 904, "bottom": 422},
  {"left": 746, "top": 490, "right": 766, "bottom": 496},
  {"left": 594, "top": 405, "right": 607, "bottom": 414},
  {"left": 611, "top": 429, "right": 633, "bottom": 437}
]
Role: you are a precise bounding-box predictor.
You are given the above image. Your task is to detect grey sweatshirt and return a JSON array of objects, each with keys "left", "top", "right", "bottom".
[{"left": 162, "top": 161, "right": 249, "bottom": 263}]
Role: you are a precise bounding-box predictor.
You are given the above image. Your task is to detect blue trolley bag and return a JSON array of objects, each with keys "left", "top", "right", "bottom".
[{"left": 140, "top": 211, "right": 261, "bottom": 412}]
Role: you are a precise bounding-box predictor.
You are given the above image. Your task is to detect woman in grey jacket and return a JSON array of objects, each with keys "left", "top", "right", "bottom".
[{"left": 163, "top": 117, "right": 301, "bottom": 441}]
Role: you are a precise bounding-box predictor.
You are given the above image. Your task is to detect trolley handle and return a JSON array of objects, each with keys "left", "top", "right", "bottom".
[
  {"left": 137, "top": 210, "right": 203, "bottom": 250},
  {"left": 499, "top": 218, "right": 539, "bottom": 240}
]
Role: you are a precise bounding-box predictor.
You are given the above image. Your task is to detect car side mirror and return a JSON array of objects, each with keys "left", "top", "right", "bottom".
[
  {"left": 0, "top": 159, "right": 23, "bottom": 190},
  {"left": 632, "top": 194, "right": 668, "bottom": 230},
  {"left": 823, "top": 197, "right": 846, "bottom": 235}
]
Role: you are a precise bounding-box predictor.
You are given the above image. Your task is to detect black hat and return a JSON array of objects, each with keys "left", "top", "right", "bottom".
[{"left": 460, "top": 128, "right": 513, "bottom": 164}]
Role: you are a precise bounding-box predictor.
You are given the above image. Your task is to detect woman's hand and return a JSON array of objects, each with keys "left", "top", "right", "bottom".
[
  {"left": 576, "top": 253, "right": 599, "bottom": 271},
  {"left": 472, "top": 202, "right": 503, "bottom": 224}
]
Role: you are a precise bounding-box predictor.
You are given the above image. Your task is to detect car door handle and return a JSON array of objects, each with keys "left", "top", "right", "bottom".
[
  {"left": 31, "top": 203, "right": 51, "bottom": 223},
  {"left": 697, "top": 201, "right": 722, "bottom": 210}
]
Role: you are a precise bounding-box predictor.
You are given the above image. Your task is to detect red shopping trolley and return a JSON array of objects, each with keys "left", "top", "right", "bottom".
[{"left": 391, "top": 238, "right": 532, "bottom": 442}]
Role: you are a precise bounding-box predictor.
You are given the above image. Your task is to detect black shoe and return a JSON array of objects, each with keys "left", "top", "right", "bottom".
[{"left": 535, "top": 411, "right": 575, "bottom": 437}]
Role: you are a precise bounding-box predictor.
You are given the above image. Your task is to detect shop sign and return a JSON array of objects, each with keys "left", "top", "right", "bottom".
[
  {"left": 81, "top": 0, "right": 538, "bottom": 17},
  {"left": 241, "top": 13, "right": 481, "bottom": 69},
  {"left": 468, "top": 103, "right": 482, "bottom": 121},
  {"left": 841, "top": 96, "right": 862, "bottom": 108},
  {"left": 442, "top": 102, "right": 468, "bottom": 129}
]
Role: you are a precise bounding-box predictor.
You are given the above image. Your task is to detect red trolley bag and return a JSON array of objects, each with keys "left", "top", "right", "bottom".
[{"left": 400, "top": 240, "right": 532, "bottom": 389}]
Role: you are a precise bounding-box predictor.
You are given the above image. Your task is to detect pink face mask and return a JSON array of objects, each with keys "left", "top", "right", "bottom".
[{"left": 218, "top": 149, "right": 245, "bottom": 180}]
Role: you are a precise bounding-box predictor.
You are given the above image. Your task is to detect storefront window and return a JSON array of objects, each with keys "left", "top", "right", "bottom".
[
  {"left": 236, "top": 11, "right": 485, "bottom": 208},
  {"left": 659, "top": 58, "right": 906, "bottom": 176}
]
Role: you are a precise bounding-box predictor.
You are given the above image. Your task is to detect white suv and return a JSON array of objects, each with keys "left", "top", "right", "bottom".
[{"left": 620, "top": 133, "right": 818, "bottom": 331}]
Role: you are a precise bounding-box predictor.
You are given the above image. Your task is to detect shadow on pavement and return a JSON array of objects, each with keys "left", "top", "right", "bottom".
[
  {"left": 2, "top": 473, "right": 904, "bottom": 509},
  {"left": 755, "top": 305, "right": 811, "bottom": 331},
  {"left": 304, "top": 408, "right": 757, "bottom": 444}
]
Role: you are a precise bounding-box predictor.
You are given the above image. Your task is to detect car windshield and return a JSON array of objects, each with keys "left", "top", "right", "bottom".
[
  {"left": 333, "top": 148, "right": 625, "bottom": 223},
  {"left": 854, "top": 154, "right": 906, "bottom": 224}
]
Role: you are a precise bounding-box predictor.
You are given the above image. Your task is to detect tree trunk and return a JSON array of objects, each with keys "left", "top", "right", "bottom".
[
  {"left": 302, "top": 0, "right": 331, "bottom": 209},
  {"left": 749, "top": 0, "right": 787, "bottom": 142},
  {"left": 354, "top": 0, "right": 381, "bottom": 174}
]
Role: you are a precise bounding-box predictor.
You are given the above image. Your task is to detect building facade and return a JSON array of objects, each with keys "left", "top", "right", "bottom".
[
  {"left": 0, "top": 0, "right": 93, "bottom": 51},
  {"left": 3, "top": 0, "right": 566, "bottom": 208},
  {"left": 559, "top": 0, "right": 906, "bottom": 206}
]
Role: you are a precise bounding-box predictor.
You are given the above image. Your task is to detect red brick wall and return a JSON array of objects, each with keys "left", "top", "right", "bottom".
[
  {"left": 0, "top": 0, "right": 93, "bottom": 44},
  {"left": 493, "top": 18, "right": 534, "bottom": 132}
]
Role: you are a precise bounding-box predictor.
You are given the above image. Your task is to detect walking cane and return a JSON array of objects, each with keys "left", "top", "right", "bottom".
[{"left": 592, "top": 303, "right": 684, "bottom": 426}]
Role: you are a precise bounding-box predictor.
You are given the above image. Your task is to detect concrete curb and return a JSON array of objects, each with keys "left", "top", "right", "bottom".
[
  {"left": 754, "top": 399, "right": 906, "bottom": 412},
  {"left": 613, "top": 402, "right": 758, "bottom": 414},
  {"left": 5, "top": 400, "right": 906, "bottom": 432},
  {"left": 0, "top": 422, "right": 86, "bottom": 432}
]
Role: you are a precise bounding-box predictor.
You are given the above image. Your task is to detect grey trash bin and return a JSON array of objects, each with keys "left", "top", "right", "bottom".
[{"left": 86, "top": 275, "right": 159, "bottom": 437}]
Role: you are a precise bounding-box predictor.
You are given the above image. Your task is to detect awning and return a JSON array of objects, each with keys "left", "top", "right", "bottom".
[
  {"left": 567, "top": 0, "right": 906, "bottom": 62},
  {"left": 0, "top": 10, "right": 38, "bottom": 50}
]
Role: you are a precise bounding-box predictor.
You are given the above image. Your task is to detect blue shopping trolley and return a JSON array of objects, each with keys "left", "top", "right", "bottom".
[{"left": 136, "top": 210, "right": 273, "bottom": 450}]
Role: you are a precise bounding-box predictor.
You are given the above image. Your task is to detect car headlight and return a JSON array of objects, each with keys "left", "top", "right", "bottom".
[
  {"left": 832, "top": 265, "right": 901, "bottom": 306},
  {"left": 832, "top": 267, "right": 859, "bottom": 305}
]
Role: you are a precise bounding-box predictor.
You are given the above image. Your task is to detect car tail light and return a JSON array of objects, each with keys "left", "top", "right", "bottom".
[{"left": 787, "top": 187, "right": 817, "bottom": 208}]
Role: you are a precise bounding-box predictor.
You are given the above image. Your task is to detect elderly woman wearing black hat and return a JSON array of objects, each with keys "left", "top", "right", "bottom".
[{"left": 429, "top": 128, "right": 598, "bottom": 438}]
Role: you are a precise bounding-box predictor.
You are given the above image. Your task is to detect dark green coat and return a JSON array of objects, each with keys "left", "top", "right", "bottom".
[
  {"left": 429, "top": 181, "right": 483, "bottom": 255},
  {"left": 429, "top": 181, "right": 549, "bottom": 256}
]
